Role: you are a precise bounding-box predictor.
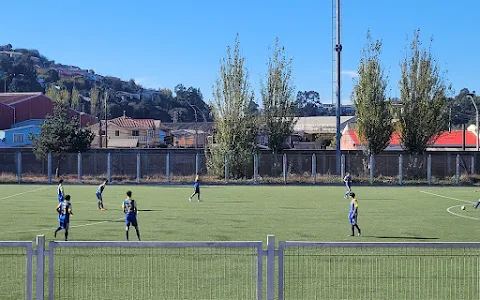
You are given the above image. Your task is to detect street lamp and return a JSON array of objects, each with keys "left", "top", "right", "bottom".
[{"left": 467, "top": 91, "right": 478, "bottom": 151}]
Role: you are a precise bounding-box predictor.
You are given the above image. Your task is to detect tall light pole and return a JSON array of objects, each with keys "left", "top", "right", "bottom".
[
  {"left": 334, "top": 0, "right": 342, "bottom": 174},
  {"left": 104, "top": 90, "right": 108, "bottom": 148},
  {"left": 467, "top": 91, "right": 478, "bottom": 151}
]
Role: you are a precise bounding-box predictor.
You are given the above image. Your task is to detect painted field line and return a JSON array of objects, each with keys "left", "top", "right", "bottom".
[
  {"left": 0, "top": 217, "right": 124, "bottom": 235},
  {"left": 0, "top": 186, "right": 49, "bottom": 201},
  {"left": 419, "top": 191, "right": 474, "bottom": 204},
  {"left": 446, "top": 205, "right": 480, "bottom": 221}
]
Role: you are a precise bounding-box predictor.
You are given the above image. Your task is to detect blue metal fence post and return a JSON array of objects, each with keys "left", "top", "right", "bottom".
[
  {"left": 225, "top": 153, "right": 229, "bottom": 184},
  {"left": 77, "top": 152, "right": 82, "bottom": 183},
  {"left": 17, "top": 151, "right": 22, "bottom": 184},
  {"left": 47, "top": 152, "right": 52, "bottom": 184},
  {"left": 254, "top": 152, "right": 258, "bottom": 184},
  {"left": 136, "top": 152, "right": 141, "bottom": 184},
  {"left": 369, "top": 154, "right": 374, "bottom": 185},
  {"left": 456, "top": 154, "right": 460, "bottom": 185},
  {"left": 282, "top": 153, "right": 287, "bottom": 185},
  {"left": 195, "top": 152, "right": 200, "bottom": 175},
  {"left": 398, "top": 154, "right": 403, "bottom": 185},
  {"left": 166, "top": 152, "right": 171, "bottom": 183},
  {"left": 427, "top": 154, "right": 432, "bottom": 185},
  {"left": 107, "top": 152, "right": 112, "bottom": 182},
  {"left": 312, "top": 153, "right": 316, "bottom": 185}
]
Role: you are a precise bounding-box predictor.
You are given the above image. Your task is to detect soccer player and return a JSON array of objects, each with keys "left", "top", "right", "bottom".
[
  {"left": 473, "top": 189, "right": 480, "bottom": 209},
  {"left": 348, "top": 192, "right": 361, "bottom": 237},
  {"left": 189, "top": 173, "right": 200, "bottom": 202},
  {"left": 54, "top": 195, "right": 73, "bottom": 241},
  {"left": 343, "top": 173, "right": 352, "bottom": 199},
  {"left": 122, "top": 191, "right": 141, "bottom": 241},
  {"left": 57, "top": 179, "right": 65, "bottom": 202},
  {"left": 96, "top": 180, "right": 108, "bottom": 210}
]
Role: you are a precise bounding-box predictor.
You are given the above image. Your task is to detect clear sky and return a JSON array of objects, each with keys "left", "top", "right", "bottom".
[{"left": 2, "top": 0, "right": 477, "bottom": 104}]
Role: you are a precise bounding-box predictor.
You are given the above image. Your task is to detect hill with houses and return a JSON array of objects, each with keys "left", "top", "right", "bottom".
[{"left": 0, "top": 44, "right": 212, "bottom": 124}]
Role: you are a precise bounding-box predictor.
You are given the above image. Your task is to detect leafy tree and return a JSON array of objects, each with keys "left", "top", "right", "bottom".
[
  {"left": 29, "top": 101, "right": 95, "bottom": 165},
  {"left": 59, "top": 89, "right": 71, "bottom": 105},
  {"left": 398, "top": 29, "right": 450, "bottom": 154},
  {"left": 207, "top": 34, "right": 258, "bottom": 178},
  {"left": 261, "top": 37, "right": 296, "bottom": 153},
  {"left": 46, "top": 69, "right": 59, "bottom": 82},
  {"left": 450, "top": 88, "right": 480, "bottom": 127},
  {"left": 90, "top": 86, "right": 100, "bottom": 117},
  {"left": 45, "top": 86, "right": 59, "bottom": 101},
  {"left": 353, "top": 31, "right": 393, "bottom": 156},
  {"left": 71, "top": 86, "right": 80, "bottom": 110},
  {"left": 295, "top": 91, "right": 322, "bottom": 116}
]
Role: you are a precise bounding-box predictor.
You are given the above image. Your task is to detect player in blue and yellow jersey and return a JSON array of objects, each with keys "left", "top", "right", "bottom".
[
  {"left": 122, "top": 191, "right": 141, "bottom": 241},
  {"left": 95, "top": 180, "right": 108, "bottom": 210},
  {"left": 57, "top": 179, "right": 65, "bottom": 202},
  {"left": 189, "top": 174, "right": 200, "bottom": 202},
  {"left": 54, "top": 195, "right": 73, "bottom": 241},
  {"left": 473, "top": 188, "right": 480, "bottom": 209},
  {"left": 348, "top": 192, "right": 361, "bottom": 236},
  {"left": 343, "top": 173, "right": 352, "bottom": 199}
]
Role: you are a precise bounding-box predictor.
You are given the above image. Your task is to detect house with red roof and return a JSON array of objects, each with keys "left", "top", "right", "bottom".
[
  {"left": 341, "top": 126, "right": 480, "bottom": 151},
  {"left": 89, "top": 115, "right": 170, "bottom": 148}
]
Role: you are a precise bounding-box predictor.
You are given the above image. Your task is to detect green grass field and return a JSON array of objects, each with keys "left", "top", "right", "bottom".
[
  {"left": 1, "top": 184, "right": 480, "bottom": 299},
  {"left": 0, "top": 184, "right": 478, "bottom": 242}
]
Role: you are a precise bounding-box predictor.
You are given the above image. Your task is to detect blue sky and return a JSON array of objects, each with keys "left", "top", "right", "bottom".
[{"left": 2, "top": 0, "right": 477, "bottom": 104}]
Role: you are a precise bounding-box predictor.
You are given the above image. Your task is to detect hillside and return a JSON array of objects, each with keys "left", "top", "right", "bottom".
[{"left": 0, "top": 44, "right": 212, "bottom": 122}]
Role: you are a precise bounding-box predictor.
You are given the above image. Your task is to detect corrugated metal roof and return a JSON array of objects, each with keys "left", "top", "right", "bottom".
[
  {"left": 110, "top": 116, "right": 154, "bottom": 128},
  {"left": 107, "top": 138, "right": 139, "bottom": 148},
  {"left": 0, "top": 93, "right": 43, "bottom": 105},
  {"left": 293, "top": 116, "right": 356, "bottom": 133}
]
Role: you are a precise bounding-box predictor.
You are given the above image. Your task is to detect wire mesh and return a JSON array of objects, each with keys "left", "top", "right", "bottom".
[
  {"left": 281, "top": 245, "right": 480, "bottom": 300},
  {"left": 374, "top": 154, "right": 400, "bottom": 178},
  {"left": 171, "top": 152, "right": 196, "bottom": 177},
  {"left": 258, "top": 153, "right": 283, "bottom": 178},
  {"left": 22, "top": 151, "right": 47, "bottom": 176},
  {"left": 111, "top": 152, "right": 137, "bottom": 179},
  {"left": 0, "top": 151, "right": 16, "bottom": 175},
  {"left": 82, "top": 152, "right": 108, "bottom": 177},
  {"left": 0, "top": 246, "right": 28, "bottom": 300},
  {"left": 142, "top": 152, "right": 167, "bottom": 181},
  {"left": 51, "top": 245, "right": 260, "bottom": 300},
  {"left": 50, "top": 153, "right": 78, "bottom": 178}
]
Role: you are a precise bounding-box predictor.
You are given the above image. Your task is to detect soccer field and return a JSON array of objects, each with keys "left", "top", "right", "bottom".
[
  {"left": 0, "top": 184, "right": 478, "bottom": 243},
  {"left": 1, "top": 184, "right": 480, "bottom": 300}
]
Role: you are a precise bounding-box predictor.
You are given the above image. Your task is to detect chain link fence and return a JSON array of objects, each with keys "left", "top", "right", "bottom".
[{"left": 0, "top": 149, "right": 479, "bottom": 184}]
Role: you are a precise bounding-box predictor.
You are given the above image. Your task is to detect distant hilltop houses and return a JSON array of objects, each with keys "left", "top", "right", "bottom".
[{"left": 0, "top": 49, "right": 160, "bottom": 98}]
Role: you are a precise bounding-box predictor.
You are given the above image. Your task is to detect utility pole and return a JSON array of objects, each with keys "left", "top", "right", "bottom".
[
  {"left": 467, "top": 92, "right": 478, "bottom": 151},
  {"left": 188, "top": 103, "right": 199, "bottom": 149}
]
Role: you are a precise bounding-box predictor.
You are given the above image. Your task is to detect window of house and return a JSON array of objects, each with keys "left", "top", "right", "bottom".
[
  {"left": 13, "top": 133, "right": 24, "bottom": 143},
  {"left": 132, "top": 130, "right": 139, "bottom": 136},
  {"left": 115, "top": 130, "right": 120, "bottom": 137}
]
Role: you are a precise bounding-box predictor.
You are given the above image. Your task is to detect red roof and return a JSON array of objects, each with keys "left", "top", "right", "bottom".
[
  {"left": 110, "top": 116, "right": 154, "bottom": 128},
  {"left": 0, "top": 93, "right": 43, "bottom": 105},
  {"left": 346, "top": 130, "right": 478, "bottom": 147}
]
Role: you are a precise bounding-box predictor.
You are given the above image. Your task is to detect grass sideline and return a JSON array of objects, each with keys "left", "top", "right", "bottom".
[{"left": 1, "top": 185, "right": 480, "bottom": 299}]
